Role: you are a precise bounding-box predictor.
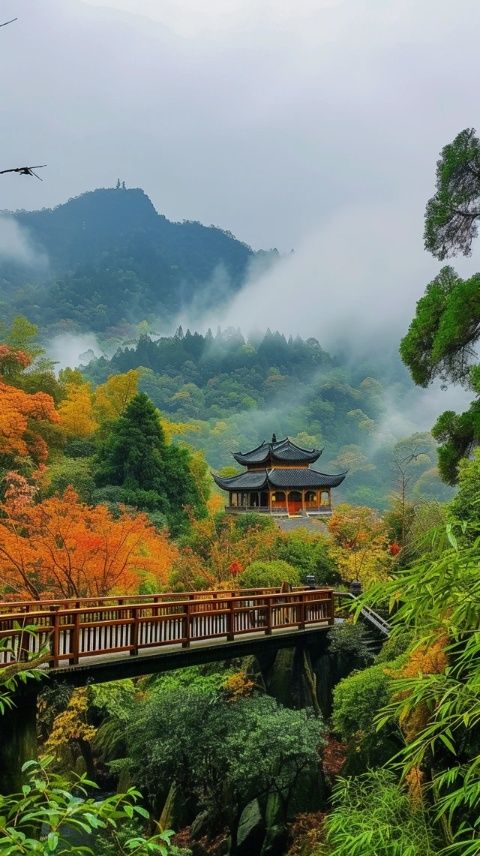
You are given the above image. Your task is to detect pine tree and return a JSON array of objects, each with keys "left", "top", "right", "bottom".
[{"left": 94, "top": 393, "right": 205, "bottom": 533}]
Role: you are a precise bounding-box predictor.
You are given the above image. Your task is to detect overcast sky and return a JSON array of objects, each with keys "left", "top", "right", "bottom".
[
  {"left": 2, "top": 0, "right": 480, "bottom": 371},
  {"left": 1, "top": 0, "right": 479, "bottom": 249}
]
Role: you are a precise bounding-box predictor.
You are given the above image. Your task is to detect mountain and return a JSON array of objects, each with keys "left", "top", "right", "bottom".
[{"left": 0, "top": 186, "right": 276, "bottom": 334}]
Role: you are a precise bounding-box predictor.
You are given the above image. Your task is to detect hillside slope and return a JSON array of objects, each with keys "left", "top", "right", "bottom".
[{"left": 0, "top": 186, "right": 274, "bottom": 333}]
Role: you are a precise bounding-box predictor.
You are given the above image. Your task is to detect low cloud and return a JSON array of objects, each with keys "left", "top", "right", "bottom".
[
  {"left": 0, "top": 216, "right": 48, "bottom": 269},
  {"left": 47, "top": 333, "right": 102, "bottom": 371}
]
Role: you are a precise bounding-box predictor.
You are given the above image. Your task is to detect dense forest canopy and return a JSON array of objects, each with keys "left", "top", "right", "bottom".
[
  {"left": 84, "top": 327, "right": 451, "bottom": 508},
  {"left": 0, "top": 186, "right": 277, "bottom": 334}
]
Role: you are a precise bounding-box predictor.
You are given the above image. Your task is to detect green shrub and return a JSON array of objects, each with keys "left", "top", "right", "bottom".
[
  {"left": 331, "top": 663, "right": 400, "bottom": 772},
  {"left": 240, "top": 559, "right": 302, "bottom": 589}
]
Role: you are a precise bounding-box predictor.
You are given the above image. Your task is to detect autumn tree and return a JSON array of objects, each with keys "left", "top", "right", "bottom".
[
  {"left": 0, "top": 379, "right": 59, "bottom": 472},
  {"left": 58, "top": 381, "right": 98, "bottom": 439},
  {"left": 94, "top": 369, "right": 140, "bottom": 425},
  {"left": 0, "top": 485, "right": 177, "bottom": 599},
  {"left": 328, "top": 504, "right": 391, "bottom": 588}
]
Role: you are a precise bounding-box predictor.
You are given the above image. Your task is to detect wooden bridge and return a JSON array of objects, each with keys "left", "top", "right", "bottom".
[{"left": 0, "top": 587, "right": 338, "bottom": 684}]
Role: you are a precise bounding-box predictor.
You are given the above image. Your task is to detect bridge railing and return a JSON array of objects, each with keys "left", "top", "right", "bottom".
[
  {"left": 0, "top": 587, "right": 287, "bottom": 614},
  {"left": 0, "top": 589, "right": 335, "bottom": 669}
]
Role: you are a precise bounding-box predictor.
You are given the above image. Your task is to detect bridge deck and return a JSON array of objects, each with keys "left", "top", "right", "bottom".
[{"left": 50, "top": 621, "right": 332, "bottom": 684}]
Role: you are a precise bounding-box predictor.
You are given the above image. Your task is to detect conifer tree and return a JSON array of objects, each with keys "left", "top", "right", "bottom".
[{"left": 94, "top": 393, "right": 205, "bottom": 533}]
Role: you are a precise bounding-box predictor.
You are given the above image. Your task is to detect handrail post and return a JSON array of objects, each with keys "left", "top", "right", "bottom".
[
  {"left": 227, "top": 596, "right": 235, "bottom": 641},
  {"left": 265, "top": 597, "right": 272, "bottom": 635},
  {"left": 130, "top": 606, "right": 139, "bottom": 656},
  {"left": 49, "top": 606, "right": 60, "bottom": 668},
  {"left": 70, "top": 610, "right": 80, "bottom": 665},
  {"left": 182, "top": 602, "right": 191, "bottom": 648},
  {"left": 329, "top": 590, "right": 335, "bottom": 625},
  {"left": 298, "top": 592, "right": 306, "bottom": 630}
]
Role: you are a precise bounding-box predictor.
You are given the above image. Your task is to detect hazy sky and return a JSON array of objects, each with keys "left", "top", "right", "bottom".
[
  {"left": 2, "top": 0, "right": 480, "bottom": 251},
  {"left": 2, "top": 0, "right": 480, "bottom": 371}
]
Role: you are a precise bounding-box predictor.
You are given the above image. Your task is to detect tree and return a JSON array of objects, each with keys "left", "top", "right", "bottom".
[
  {"left": 424, "top": 128, "right": 480, "bottom": 260},
  {"left": 327, "top": 504, "right": 391, "bottom": 587},
  {"left": 94, "top": 369, "right": 140, "bottom": 426},
  {"left": 450, "top": 446, "right": 480, "bottom": 528},
  {"left": 58, "top": 381, "right": 98, "bottom": 439},
  {"left": 0, "top": 380, "right": 59, "bottom": 470},
  {"left": 94, "top": 393, "right": 206, "bottom": 533},
  {"left": 0, "top": 485, "right": 177, "bottom": 598},
  {"left": 126, "top": 674, "right": 324, "bottom": 831},
  {"left": 401, "top": 130, "right": 480, "bottom": 484}
]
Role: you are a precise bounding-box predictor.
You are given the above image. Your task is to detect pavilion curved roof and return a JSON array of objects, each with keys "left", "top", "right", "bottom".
[
  {"left": 233, "top": 436, "right": 322, "bottom": 466},
  {"left": 213, "top": 468, "right": 347, "bottom": 492}
]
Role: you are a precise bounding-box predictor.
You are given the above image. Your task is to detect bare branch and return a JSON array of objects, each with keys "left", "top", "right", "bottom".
[{"left": 0, "top": 18, "right": 18, "bottom": 27}]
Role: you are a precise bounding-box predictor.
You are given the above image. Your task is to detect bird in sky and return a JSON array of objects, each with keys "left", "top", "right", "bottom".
[{"left": 0, "top": 165, "right": 47, "bottom": 180}]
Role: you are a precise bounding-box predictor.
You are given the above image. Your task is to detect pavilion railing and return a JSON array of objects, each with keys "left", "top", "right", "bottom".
[
  {"left": 225, "top": 505, "right": 332, "bottom": 514},
  {"left": 0, "top": 588, "right": 335, "bottom": 669}
]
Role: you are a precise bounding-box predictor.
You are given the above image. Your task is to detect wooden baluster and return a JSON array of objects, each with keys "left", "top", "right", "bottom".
[
  {"left": 71, "top": 610, "right": 80, "bottom": 665},
  {"left": 265, "top": 597, "right": 272, "bottom": 635},
  {"left": 182, "top": 602, "right": 191, "bottom": 648},
  {"left": 130, "top": 607, "right": 139, "bottom": 656},
  {"left": 18, "top": 618, "right": 31, "bottom": 662},
  {"left": 226, "top": 597, "right": 235, "bottom": 641},
  {"left": 49, "top": 606, "right": 60, "bottom": 668}
]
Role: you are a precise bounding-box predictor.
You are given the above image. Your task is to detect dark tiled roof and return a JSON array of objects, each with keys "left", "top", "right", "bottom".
[
  {"left": 233, "top": 436, "right": 321, "bottom": 465},
  {"left": 213, "top": 470, "right": 268, "bottom": 491},
  {"left": 267, "top": 468, "right": 346, "bottom": 489},
  {"left": 213, "top": 467, "right": 346, "bottom": 492}
]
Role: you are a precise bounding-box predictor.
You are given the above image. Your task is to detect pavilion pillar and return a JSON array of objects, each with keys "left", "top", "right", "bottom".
[
  {"left": 268, "top": 491, "right": 272, "bottom": 511},
  {"left": 301, "top": 490, "right": 306, "bottom": 511}
]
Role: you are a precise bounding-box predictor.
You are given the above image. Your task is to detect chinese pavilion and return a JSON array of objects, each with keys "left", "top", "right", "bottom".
[{"left": 213, "top": 435, "right": 346, "bottom": 517}]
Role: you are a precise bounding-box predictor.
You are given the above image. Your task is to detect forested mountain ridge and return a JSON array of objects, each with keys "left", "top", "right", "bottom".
[
  {"left": 85, "top": 328, "right": 453, "bottom": 507},
  {"left": 0, "top": 186, "right": 276, "bottom": 333}
]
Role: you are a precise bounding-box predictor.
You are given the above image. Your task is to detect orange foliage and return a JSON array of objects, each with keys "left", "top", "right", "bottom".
[
  {"left": 405, "top": 766, "right": 425, "bottom": 806},
  {"left": 394, "top": 636, "right": 448, "bottom": 743},
  {"left": 0, "top": 486, "right": 178, "bottom": 599},
  {"left": 222, "top": 670, "right": 255, "bottom": 701},
  {"left": 0, "top": 380, "right": 59, "bottom": 464},
  {"left": 0, "top": 345, "right": 31, "bottom": 379}
]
